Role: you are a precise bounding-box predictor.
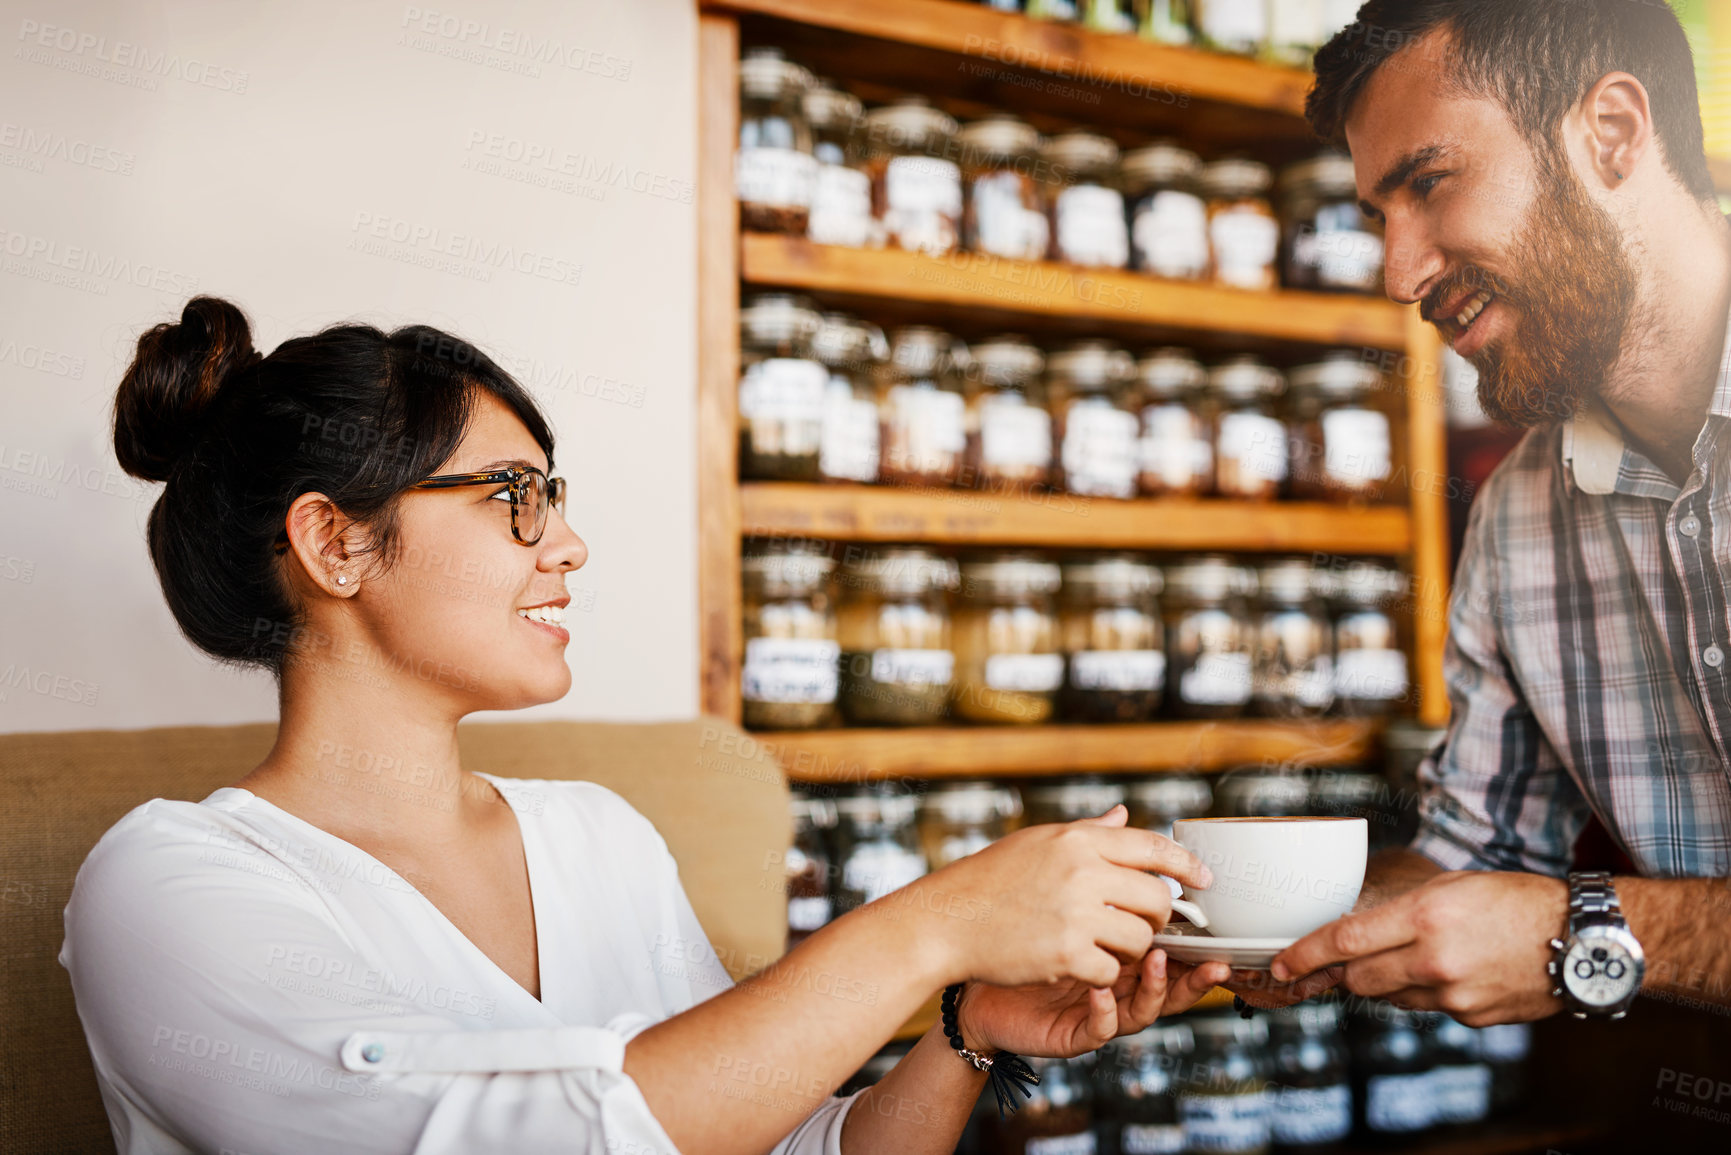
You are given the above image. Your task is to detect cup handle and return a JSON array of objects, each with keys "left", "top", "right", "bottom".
[{"left": 1169, "top": 897, "right": 1209, "bottom": 929}]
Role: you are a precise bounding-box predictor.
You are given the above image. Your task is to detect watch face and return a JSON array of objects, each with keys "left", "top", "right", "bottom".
[{"left": 1563, "top": 936, "right": 1638, "bottom": 1007}]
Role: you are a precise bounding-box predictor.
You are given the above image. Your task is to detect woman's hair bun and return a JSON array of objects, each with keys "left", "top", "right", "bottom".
[{"left": 113, "top": 295, "right": 261, "bottom": 483}]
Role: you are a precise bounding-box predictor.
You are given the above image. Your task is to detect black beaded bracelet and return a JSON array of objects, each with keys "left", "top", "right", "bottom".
[{"left": 940, "top": 983, "right": 1039, "bottom": 1118}]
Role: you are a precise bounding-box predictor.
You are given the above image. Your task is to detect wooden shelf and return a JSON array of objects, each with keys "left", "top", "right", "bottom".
[
  {"left": 769, "top": 719, "right": 1378, "bottom": 782},
  {"left": 742, "top": 234, "right": 1412, "bottom": 352},
  {"left": 742, "top": 483, "right": 1412, "bottom": 555}
]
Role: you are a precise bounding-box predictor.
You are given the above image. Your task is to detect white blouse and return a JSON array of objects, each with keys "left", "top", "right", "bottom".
[{"left": 59, "top": 772, "right": 860, "bottom": 1154}]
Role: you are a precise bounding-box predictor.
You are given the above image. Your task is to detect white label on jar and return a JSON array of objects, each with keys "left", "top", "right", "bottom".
[
  {"left": 1132, "top": 190, "right": 1210, "bottom": 280},
  {"left": 1197, "top": 0, "right": 1268, "bottom": 47},
  {"left": 1056, "top": 184, "right": 1129, "bottom": 268},
  {"left": 1178, "top": 1090, "right": 1271, "bottom": 1151},
  {"left": 1479, "top": 1023, "right": 1533, "bottom": 1062},
  {"left": 886, "top": 155, "right": 962, "bottom": 216},
  {"left": 742, "top": 638, "right": 839, "bottom": 704},
  {"left": 808, "top": 164, "right": 874, "bottom": 248},
  {"left": 1297, "top": 226, "right": 1386, "bottom": 291},
  {"left": 842, "top": 842, "right": 927, "bottom": 905},
  {"left": 1365, "top": 1072, "right": 1436, "bottom": 1133},
  {"left": 870, "top": 648, "right": 954, "bottom": 686},
  {"left": 985, "top": 653, "right": 1064, "bottom": 693},
  {"left": 735, "top": 146, "right": 817, "bottom": 210},
  {"left": 1334, "top": 648, "right": 1408, "bottom": 701},
  {"left": 1322, "top": 407, "right": 1392, "bottom": 484},
  {"left": 1219, "top": 411, "right": 1289, "bottom": 483},
  {"left": 1062, "top": 405, "right": 1140, "bottom": 497},
  {"left": 1120, "top": 1123, "right": 1185, "bottom": 1155},
  {"left": 887, "top": 384, "right": 966, "bottom": 464},
  {"left": 1140, "top": 403, "right": 1212, "bottom": 487},
  {"left": 1431, "top": 1063, "right": 1491, "bottom": 1124},
  {"left": 1293, "top": 655, "right": 1336, "bottom": 709},
  {"left": 1210, "top": 206, "right": 1280, "bottom": 288},
  {"left": 973, "top": 171, "right": 1049, "bottom": 261},
  {"left": 740, "top": 359, "right": 828, "bottom": 422},
  {"left": 787, "top": 895, "right": 833, "bottom": 932},
  {"left": 1180, "top": 651, "right": 1252, "bottom": 705},
  {"left": 821, "top": 380, "right": 880, "bottom": 482},
  {"left": 980, "top": 397, "right": 1053, "bottom": 470},
  {"left": 1026, "top": 1133, "right": 1094, "bottom": 1155},
  {"left": 1071, "top": 650, "right": 1165, "bottom": 692},
  {"left": 1271, "top": 1083, "right": 1351, "bottom": 1145}
]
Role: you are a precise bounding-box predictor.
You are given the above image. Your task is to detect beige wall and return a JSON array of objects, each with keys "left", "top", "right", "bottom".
[{"left": 0, "top": 0, "right": 700, "bottom": 732}]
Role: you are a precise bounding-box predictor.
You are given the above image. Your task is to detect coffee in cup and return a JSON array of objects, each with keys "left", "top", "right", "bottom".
[{"left": 1168, "top": 816, "right": 1367, "bottom": 939}]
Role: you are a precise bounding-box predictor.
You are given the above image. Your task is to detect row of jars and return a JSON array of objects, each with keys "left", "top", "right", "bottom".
[
  {"left": 844, "top": 1001, "right": 1534, "bottom": 1155},
  {"left": 975, "top": 0, "right": 1365, "bottom": 70},
  {"left": 741, "top": 304, "right": 1395, "bottom": 505},
  {"left": 739, "top": 49, "right": 1384, "bottom": 294},
  {"left": 743, "top": 546, "right": 1410, "bottom": 730}
]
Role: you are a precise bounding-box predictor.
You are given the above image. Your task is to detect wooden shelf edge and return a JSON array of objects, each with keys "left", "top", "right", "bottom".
[
  {"left": 741, "top": 483, "right": 1412, "bottom": 555},
  {"left": 769, "top": 719, "right": 1378, "bottom": 781},
  {"left": 701, "top": 0, "right": 1313, "bottom": 118},
  {"left": 741, "top": 235, "right": 1410, "bottom": 351}
]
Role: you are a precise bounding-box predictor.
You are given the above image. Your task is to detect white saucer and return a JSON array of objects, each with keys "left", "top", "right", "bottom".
[{"left": 1152, "top": 921, "right": 1297, "bottom": 971}]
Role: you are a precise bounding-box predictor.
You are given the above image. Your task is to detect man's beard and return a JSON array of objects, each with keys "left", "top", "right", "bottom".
[{"left": 1422, "top": 148, "right": 1637, "bottom": 427}]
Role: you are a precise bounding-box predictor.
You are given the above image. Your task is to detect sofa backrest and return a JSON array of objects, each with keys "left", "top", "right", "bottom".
[{"left": 0, "top": 717, "right": 789, "bottom": 1154}]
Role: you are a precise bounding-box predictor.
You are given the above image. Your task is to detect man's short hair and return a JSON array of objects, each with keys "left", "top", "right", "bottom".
[{"left": 1307, "top": 0, "right": 1715, "bottom": 203}]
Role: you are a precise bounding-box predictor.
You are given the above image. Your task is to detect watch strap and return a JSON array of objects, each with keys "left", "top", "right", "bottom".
[{"left": 1567, "top": 869, "right": 1622, "bottom": 934}]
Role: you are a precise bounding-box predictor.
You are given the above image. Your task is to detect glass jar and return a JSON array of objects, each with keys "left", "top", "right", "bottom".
[
  {"left": 1267, "top": 999, "right": 1352, "bottom": 1153},
  {"left": 811, "top": 313, "right": 883, "bottom": 484},
  {"left": 1210, "top": 356, "right": 1289, "bottom": 501},
  {"left": 1203, "top": 159, "right": 1281, "bottom": 291},
  {"left": 736, "top": 48, "right": 817, "bottom": 235},
  {"left": 738, "top": 293, "right": 826, "bottom": 481},
  {"left": 1287, "top": 353, "right": 1392, "bottom": 504},
  {"left": 785, "top": 793, "right": 837, "bottom": 950},
  {"left": 1213, "top": 767, "right": 1311, "bottom": 817},
  {"left": 958, "top": 115, "right": 1050, "bottom": 262},
  {"left": 966, "top": 335, "right": 1053, "bottom": 492},
  {"left": 1193, "top": 0, "right": 1269, "bottom": 56},
  {"left": 1126, "top": 775, "right": 1213, "bottom": 839},
  {"left": 917, "top": 781, "right": 1019, "bottom": 870},
  {"left": 952, "top": 553, "right": 1065, "bottom": 724},
  {"left": 1253, "top": 558, "right": 1335, "bottom": 718},
  {"left": 1139, "top": 0, "right": 1195, "bottom": 43},
  {"left": 990, "top": 1054, "right": 1096, "bottom": 1155},
  {"left": 1328, "top": 563, "right": 1409, "bottom": 717},
  {"left": 1136, "top": 348, "right": 1214, "bottom": 497},
  {"left": 1042, "top": 132, "right": 1129, "bottom": 269},
  {"left": 1164, "top": 555, "right": 1256, "bottom": 719},
  {"left": 1082, "top": 0, "right": 1137, "bottom": 33},
  {"left": 1347, "top": 1002, "right": 1438, "bottom": 1142},
  {"left": 1178, "top": 1012, "right": 1273, "bottom": 1155},
  {"left": 832, "top": 786, "right": 928, "bottom": 914},
  {"left": 1095, "top": 1022, "right": 1192, "bottom": 1155},
  {"left": 1265, "top": 0, "right": 1325, "bottom": 68},
  {"left": 1023, "top": 778, "right": 1129, "bottom": 827},
  {"left": 1280, "top": 153, "right": 1385, "bottom": 295},
  {"left": 1050, "top": 341, "right": 1141, "bottom": 499},
  {"left": 1123, "top": 142, "right": 1210, "bottom": 282},
  {"left": 1308, "top": 767, "right": 1392, "bottom": 847},
  {"left": 1059, "top": 555, "right": 1166, "bottom": 723},
  {"left": 1478, "top": 1023, "right": 1533, "bottom": 1118},
  {"left": 741, "top": 542, "right": 838, "bottom": 730},
  {"left": 878, "top": 326, "right": 968, "bottom": 488},
  {"left": 836, "top": 546, "right": 958, "bottom": 726},
  {"left": 805, "top": 81, "right": 876, "bottom": 249},
  {"left": 1026, "top": 0, "right": 1082, "bottom": 21},
  {"left": 1427, "top": 1014, "right": 1491, "bottom": 1131},
  {"left": 862, "top": 98, "right": 962, "bottom": 257}
]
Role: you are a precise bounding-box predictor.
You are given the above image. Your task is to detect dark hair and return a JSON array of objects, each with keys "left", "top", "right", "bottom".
[
  {"left": 1308, "top": 0, "right": 1715, "bottom": 203},
  {"left": 112, "top": 295, "right": 555, "bottom": 676}
]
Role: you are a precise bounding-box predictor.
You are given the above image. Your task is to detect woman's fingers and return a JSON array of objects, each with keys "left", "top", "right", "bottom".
[
  {"left": 1076, "top": 804, "right": 1130, "bottom": 828},
  {"left": 1086, "top": 826, "right": 1213, "bottom": 890},
  {"left": 1091, "top": 905, "right": 1158, "bottom": 961},
  {"left": 1097, "top": 867, "right": 1177, "bottom": 927}
]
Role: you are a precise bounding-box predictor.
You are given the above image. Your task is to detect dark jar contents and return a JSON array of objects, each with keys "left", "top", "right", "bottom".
[
  {"left": 1327, "top": 563, "right": 1409, "bottom": 717},
  {"left": 784, "top": 793, "right": 837, "bottom": 950},
  {"left": 836, "top": 546, "right": 957, "bottom": 726},
  {"left": 989, "top": 1054, "right": 1097, "bottom": 1155},
  {"left": 1209, "top": 356, "right": 1289, "bottom": 501},
  {"left": 1203, "top": 159, "right": 1280, "bottom": 291},
  {"left": 917, "top": 781, "right": 1018, "bottom": 869},
  {"left": 1347, "top": 1001, "right": 1438, "bottom": 1144},
  {"left": 1164, "top": 555, "right": 1256, "bottom": 719},
  {"left": 878, "top": 325, "right": 967, "bottom": 487},
  {"left": 1177, "top": 1012, "right": 1273, "bottom": 1155},
  {"left": 741, "top": 542, "right": 838, "bottom": 730},
  {"left": 1252, "top": 557, "right": 1335, "bottom": 718},
  {"left": 1479, "top": 1022, "right": 1533, "bottom": 1118},
  {"left": 952, "top": 553, "right": 1064, "bottom": 724},
  {"left": 1287, "top": 352, "right": 1392, "bottom": 504},
  {"left": 1124, "top": 142, "right": 1210, "bottom": 282},
  {"left": 1042, "top": 131, "right": 1129, "bottom": 269},
  {"left": 735, "top": 48, "right": 816, "bottom": 235},
  {"left": 965, "top": 334, "right": 1052, "bottom": 493},
  {"left": 1126, "top": 774, "right": 1212, "bottom": 839},
  {"left": 1022, "top": 778, "right": 1128, "bottom": 828},
  {"left": 1050, "top": 341, "right": 1141, "bottom": 499},
  {"left": 1426, "top": 1014, "right": 1491, "bottom": 1131},
  {"left": 1059, "top": 555, "right": 1166, "bottom": 723},
  {"left": 959, "top": 115, "right": 1050, "bottom": 262},
  {"left": 804, "top": 81, "right": 877, "bottom": 249},
  {"left": 1280, "top": 153, "right": 1385, "bottom": 295},
  {"left": 1267, "top": 1000, "right": 1352, "bottom": 1153},
  {"left": 1094, "top": 1022, "right": 1192, "bottom": 1155},
  {"left": 1212, "top": 768, "right": 1309, "bottom": 819},
  {"left": 831, "top": 787, "right": 927, "bottom": 914},
  {"left": 862, "top": 98, "right": 962, "bottom": 258},
  {"left": 738, "top": 293, "right": 826, "bottom": 481},
  {"left": 812, "top": 313, "right": 884, "bottom": 484},
  {"left": 1136, "top": 348, "right": 1213, "bottom": 498}
]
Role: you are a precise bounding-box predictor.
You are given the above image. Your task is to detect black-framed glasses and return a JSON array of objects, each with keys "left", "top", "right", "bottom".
[{"left": 410, "top": 465, "right": 567, "bottom": 545}]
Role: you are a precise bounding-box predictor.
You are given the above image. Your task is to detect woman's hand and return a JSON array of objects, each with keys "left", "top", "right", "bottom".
[{"left": 953, "top": 949, "right": 1233, "bottom": 1059}]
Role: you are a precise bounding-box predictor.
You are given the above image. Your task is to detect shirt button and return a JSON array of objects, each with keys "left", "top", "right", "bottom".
[
  {"left": 1681, "top": 514, "right": 1702, "bottom": 538},
  {"left": 361, "top": 1043, "right": 385, "bottom": 1063},
  {"left": 1706, "top": 646, "right": 1725, "bottom": 669}
]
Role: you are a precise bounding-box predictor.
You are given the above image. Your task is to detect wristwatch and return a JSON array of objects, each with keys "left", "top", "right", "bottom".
[{"left": 1546, "top": 871, "right": 1644, "bottom": 1019}]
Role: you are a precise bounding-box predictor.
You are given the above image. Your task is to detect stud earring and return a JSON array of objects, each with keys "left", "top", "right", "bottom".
[
  {"left": 1615, "top": 171, "right": 1625, "bottom": 180},
  {"left": 336, "top": 575, "right": 348, "bottom": 586}
]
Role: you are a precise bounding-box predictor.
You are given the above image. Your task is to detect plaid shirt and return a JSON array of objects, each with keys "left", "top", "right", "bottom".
[{"left": 1411, "top": 312, "right": 1731, "bottom": 880}]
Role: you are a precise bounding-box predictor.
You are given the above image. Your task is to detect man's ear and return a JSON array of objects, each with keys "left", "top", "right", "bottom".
[{"left": 1577, "top": 71, "right": 1653, "bottom": 190}]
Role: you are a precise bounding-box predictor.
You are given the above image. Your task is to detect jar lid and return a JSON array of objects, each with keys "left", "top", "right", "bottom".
[
  {"left": 1187, "top": 1010, "right": 1270, "bottom": 1045},
  {"left": 959, "top": 552, "right": 1062, "bottom": 596},
  {"left": 956, "top": 115, "right": 1042, "bottom": 162},
  {"left": 790, "top": 792, "right": 838, "bottom": 828},
  {"left": 1126, "top": 774, "right": 1214, "bottom": 817},
  {"left": 862, "top": 98, "right": 958, "bottom": 151},
  {"left": 1137, "top": 348, "right": 1207, "bottom": 397},
  {"left": 811, "top": 313, "right": 881, "bottom": 370},
  {"left": 1288, "top": 351, "right": 1383, "bottom": 399},
  {"left": 834, "top": 787, "right": 921, "bottom": 827},
  {"left": 1328, "top": 562, "right": 1406, "bottom": 607},
  {"left": 741, "top": 293, "right": 823, "bottom": 346},
  {"left": 1040, "top": 131, "right": 1120, "bottom": 178},
  {"left": 839, "top": 547, "right": 960, "bottom": 597},
  {"left": 1207, "top": 355, "right": 1286, "bottom": 402},
  {"left": 1164, "top": 554, "right": 1257, "bottom": 602},
  {"left": 741, "top": 542, "right": 835, "bottom": 590},
  {"left": 969, "top": 335, "right": 1046, "bottom": 387},
  {"left": 920, "top": 782, "right": 1017, "bottom": 824},
  {"left": 1257, "top": 558, "right": 1323, "bottom": 605},
  {"left": 1060, "top": 555, "right": 1164, "bottom": 598},
  {"left": 740, "top": 47, "right": 812, "bottom": 101},
  {"left": 1023, "top": 777, "right": 1127, "bottom": 817},
  {"left": 887, "top": 325, "right": 955, "bottom": 378},
  {"left": 1121, "top": 141, "right": 1203, "bottom": 190},
  {"left": 1200, "top": 157, "right": 1273, "bottom": 199},
  {"left": 1211, "top": 768, "right": 1311, "bottom": 815},
  {"left": 1280, "top": 152, "right": 1359, "bottom": 200},
  {"left": 1047, "top": 341, "right": 1134, "bottom": 391},
  {"left": 804, "top": 81, "right": 862, "bottom": 132}
]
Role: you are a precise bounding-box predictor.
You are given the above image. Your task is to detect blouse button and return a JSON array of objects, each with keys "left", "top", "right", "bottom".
[
  {"left": 361, "top": 1042, "right": 385, "bottom": 1064},
  {"left": 1680, "top": 514, "right": 1702, "bottom": 538},
  {"left": 1706, "top": 645, "right": 1725, "bottom": 670}
]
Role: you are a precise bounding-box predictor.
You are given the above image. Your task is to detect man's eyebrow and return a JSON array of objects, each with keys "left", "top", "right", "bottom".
[{"left": 1372, "top": 144, "right": 1452, "bottom": 201}]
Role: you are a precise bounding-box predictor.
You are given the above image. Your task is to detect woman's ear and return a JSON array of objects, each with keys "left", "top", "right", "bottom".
[{"left": 283, "top": 492, "right": 365, "bottom": 596}]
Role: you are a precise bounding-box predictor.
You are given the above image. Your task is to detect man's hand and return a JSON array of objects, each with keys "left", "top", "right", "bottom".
[{"left": 1269, "top": 870, "right": 1569, "bottom": 1026}]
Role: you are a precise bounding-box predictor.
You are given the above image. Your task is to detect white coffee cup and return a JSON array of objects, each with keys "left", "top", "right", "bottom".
[{"left": 1168, "top": 816, "right": 1367, "bottom": 940}]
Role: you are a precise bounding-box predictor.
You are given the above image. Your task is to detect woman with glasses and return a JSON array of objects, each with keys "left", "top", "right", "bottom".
[{"left": 61, "top": 296, "right": 1234, "bottom": 1155}]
